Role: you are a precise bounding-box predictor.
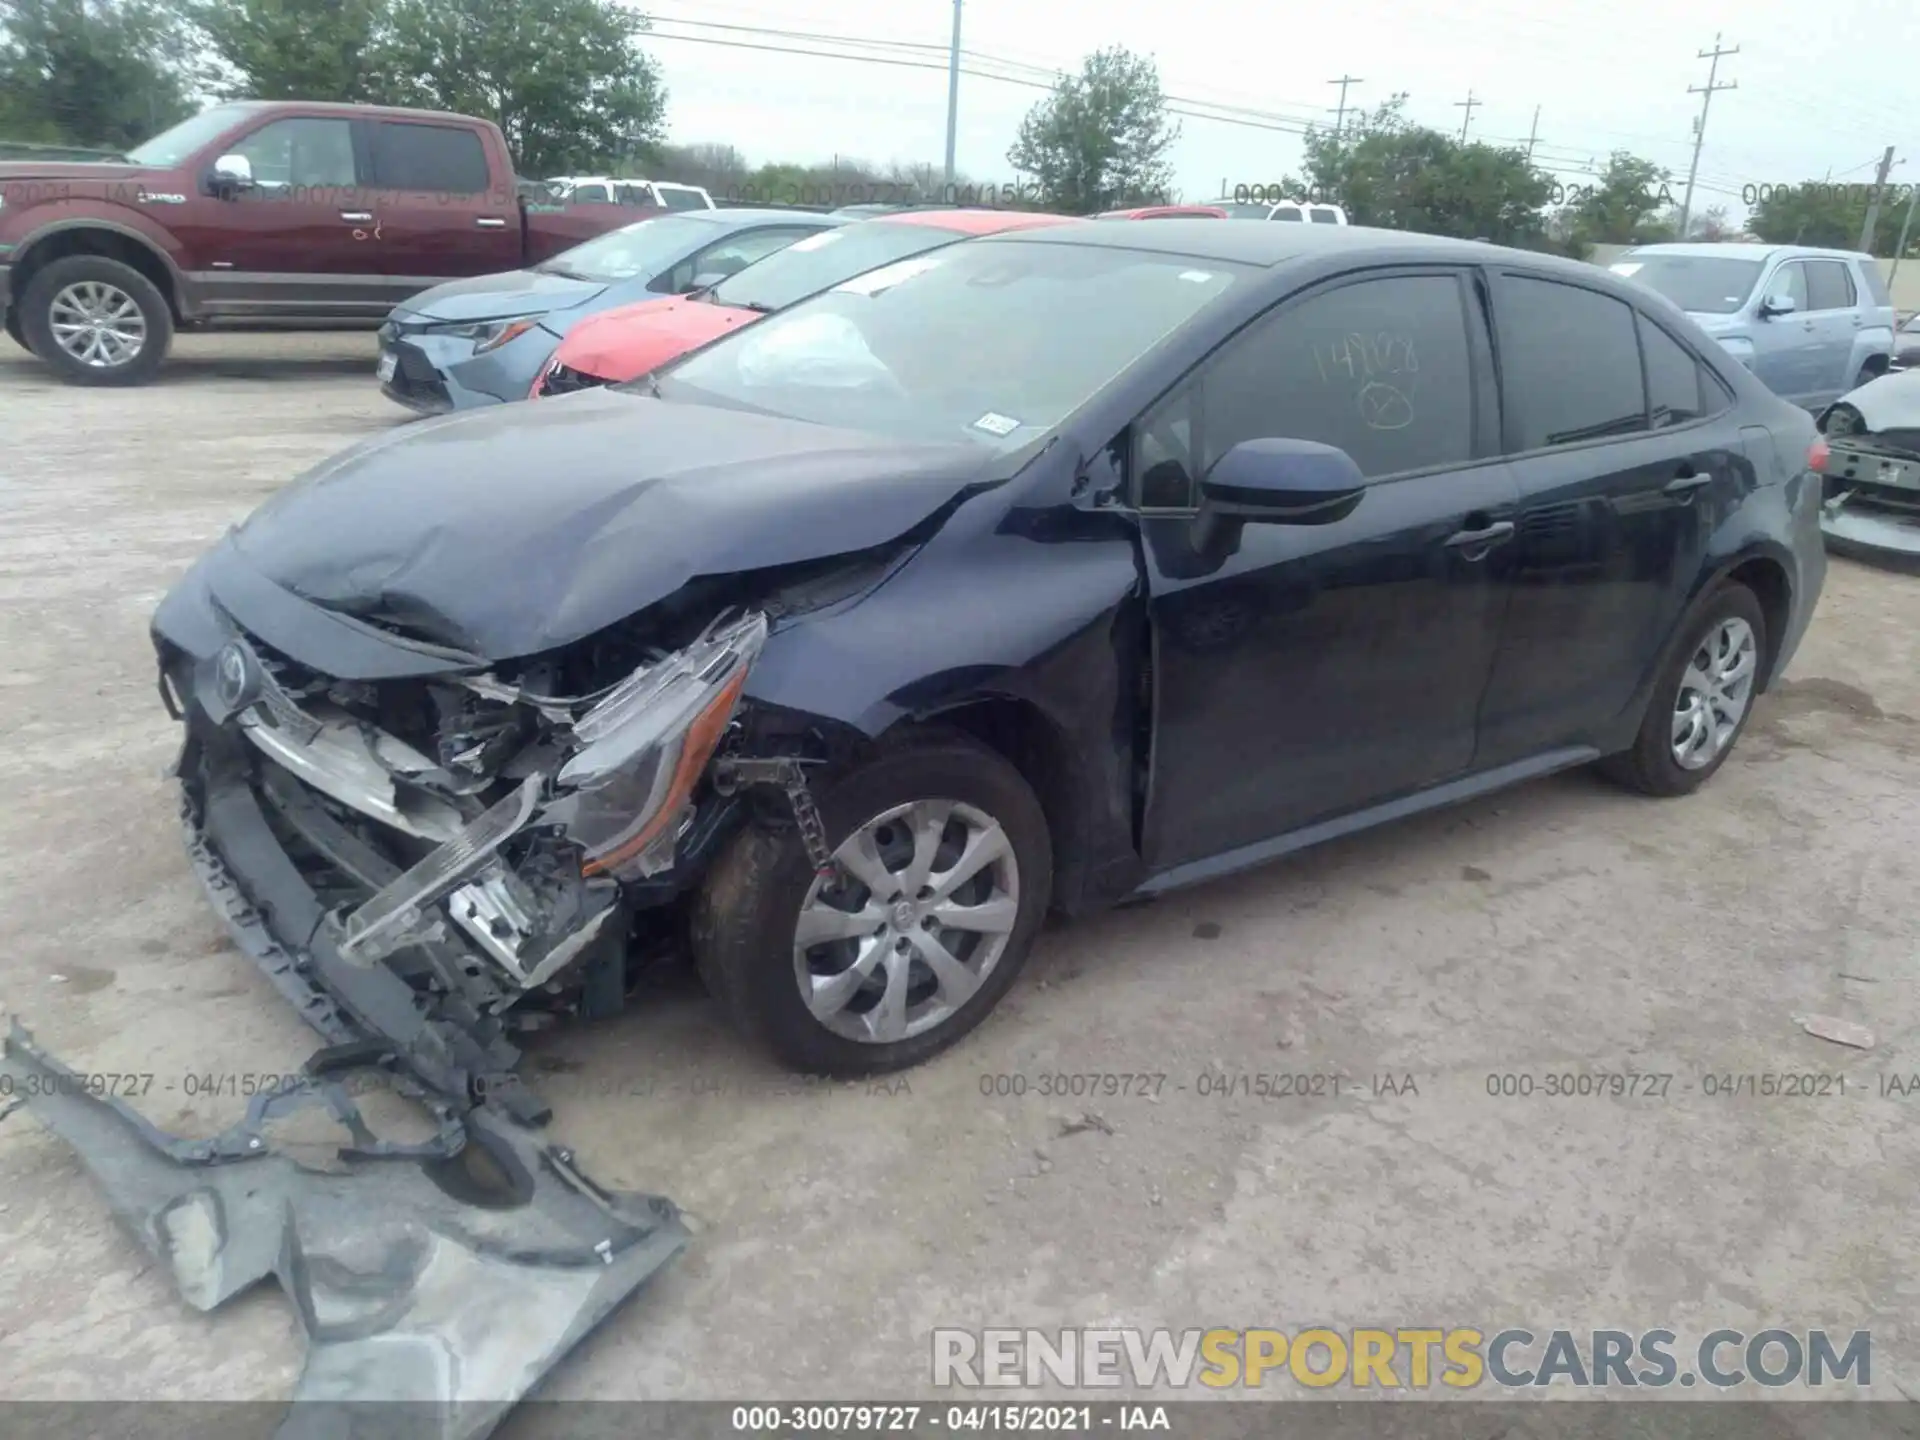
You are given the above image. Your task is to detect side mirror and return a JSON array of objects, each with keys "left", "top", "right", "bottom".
[
  {"left": 1199, "top": 438, "right": 1366, "bottom": 524},
  {"left": 210, "top": 153, "right": 254, "bottom": 196},
  {"left": 1759, "top": 292, "right": 1798, "bottom": 319}
]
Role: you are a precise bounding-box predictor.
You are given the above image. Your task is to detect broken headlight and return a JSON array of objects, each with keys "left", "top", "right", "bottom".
[{"left": 545, "top": 609, "right": 770, "bottom": 881}]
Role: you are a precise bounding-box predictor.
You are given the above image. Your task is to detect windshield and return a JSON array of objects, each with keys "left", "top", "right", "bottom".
[
  {"left": 1610, "top": 255, "right": 1764, "bottom": 314},
  {"left": 709, "top": 221, "right": 958, "bottom": 313},
  {"left": 658, "top": 240, "right": 1241, "bottom": 448},
  {"left": 541, "top": 214, "right": 719, "bottom": 282},
  {"left": 124, "top": 104, "right": 254, "bottom": 167}
]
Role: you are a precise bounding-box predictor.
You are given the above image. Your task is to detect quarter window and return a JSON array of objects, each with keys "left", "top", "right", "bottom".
[
  {"left": 1639, "top": 316, "right": 1725, "bottom": 427},
  {"left": 1496, "top": 276, "right": 1646, "bottom": 450},
  {"left": 1134, "top": 273, "right": 1476, "bottom": 510}
]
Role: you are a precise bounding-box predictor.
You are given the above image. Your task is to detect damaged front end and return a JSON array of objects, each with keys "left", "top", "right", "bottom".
[
  {"left": 1818, "top": 370, "right": 1920, "bottom": 572},
  {"left": 159, "top": 600, "right": 809, "bottom": 1123}
]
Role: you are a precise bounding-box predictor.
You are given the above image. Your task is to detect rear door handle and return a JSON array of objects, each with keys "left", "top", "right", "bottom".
[
  {"left": 476, "top": 217, "right": 508, "bottom": 229},
  {"left": 340, "top": 210, "right": 373, "bottom": 222},
  {"left": 1665, "top": 468, "right": 1713, "bottom": 495},
  {"left": 1444, "top": 519, "right": 1515, "bottom": 552}
]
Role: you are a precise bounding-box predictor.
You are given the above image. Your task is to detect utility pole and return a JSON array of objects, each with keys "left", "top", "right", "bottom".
[
  {"left": 1524, "top": 105, "right": 1541, "bottom": 162},
  {"left": 942, "top": 0, "right": 962, "bottom": 188},
  {"left": 1889, "top": 179, "right": 1920, "bottom": 290},
  {"left": 1454, "top": 90, "right": 1478, "bottom": 143},
  {"left": 1327, "top": 74, "right": 1363, "bottom": 132},
  {"left": 1859, "top": 145, "right": 1897, "bottom": 253},
  {"left": 1679, "top": 34, "right": 1738, "bottom": 237}
]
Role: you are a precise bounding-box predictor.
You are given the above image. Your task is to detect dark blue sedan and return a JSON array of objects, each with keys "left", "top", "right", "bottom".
[{"left": 375, "top": 207, "right": 839, "bottom": 413}]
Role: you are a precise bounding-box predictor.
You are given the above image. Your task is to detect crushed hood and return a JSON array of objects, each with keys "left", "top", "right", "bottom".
[
  {"left": 553, "top": 293, "right": 758, "bottom": 381},
  {"left": 395, "top": 268, "right": 607, "bottom": 325},
  {"left": 208, "top": 388, "right": 1003, "bottom": 665},
  {"left": 1829, "top": 367, "right": 1920, "bottom": 433}
]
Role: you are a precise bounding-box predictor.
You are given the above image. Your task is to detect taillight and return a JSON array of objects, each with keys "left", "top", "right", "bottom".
[{"left": 1808, "top": 437, "right": 1830, "bottom": 473}]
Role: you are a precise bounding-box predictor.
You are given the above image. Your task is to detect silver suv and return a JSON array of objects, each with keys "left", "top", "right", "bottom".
[{"left": 1609, "top": 242, "right": 1894, "bottom": 411}]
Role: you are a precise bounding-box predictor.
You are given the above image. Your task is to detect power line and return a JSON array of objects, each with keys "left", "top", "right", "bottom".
[{"left": 1679, "top": 34, "right": 1738, "bottom": 235}]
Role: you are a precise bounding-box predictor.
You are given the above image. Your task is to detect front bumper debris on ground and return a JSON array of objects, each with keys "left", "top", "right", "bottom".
[
  {"left": 1819, "top": 374, "right": 1920, "bottom": 572},
  {"left": 0, "top": 1020, "right": 688, "bottom": 1440}
]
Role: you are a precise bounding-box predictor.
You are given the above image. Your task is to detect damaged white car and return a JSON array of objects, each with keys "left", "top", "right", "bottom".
[{"left": 1817, "top": 366, "right": 1920, "bottom": 570}]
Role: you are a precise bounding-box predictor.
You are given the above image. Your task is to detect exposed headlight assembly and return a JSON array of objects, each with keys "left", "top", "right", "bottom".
[{"left": 544, "top": 609, "right": 770, "bottom": 881}]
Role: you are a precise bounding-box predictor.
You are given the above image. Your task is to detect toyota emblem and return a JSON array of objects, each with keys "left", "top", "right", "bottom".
[{"left": 214, "top": 641, "right": 255, "bottom": 713}]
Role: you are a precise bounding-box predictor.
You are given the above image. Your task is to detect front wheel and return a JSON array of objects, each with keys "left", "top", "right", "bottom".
[
  {"left": 19, "top": 255, "right": 173, "bottom": 386},
  {"left": 692, "top": 732, "right": 1053, "bottom": 1075},
  {"left": 1599, "top": 582, "right": 1767, "bottom": 796}
]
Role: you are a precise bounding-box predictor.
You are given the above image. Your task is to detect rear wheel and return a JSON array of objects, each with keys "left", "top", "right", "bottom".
[
  {"left": 693, "top": 732, "right": 1052, "bottom": 1075},
  {"left": 1599, "top": 582, "right": 1766, "bottom": 797},
  {"left": 20, "top": 255, "right": 173, "bottom": 386}
]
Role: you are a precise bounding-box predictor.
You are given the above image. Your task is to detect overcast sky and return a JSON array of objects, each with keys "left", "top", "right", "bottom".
[{"left": 638, "top": 0, "right": 1914, "bottom": 220}]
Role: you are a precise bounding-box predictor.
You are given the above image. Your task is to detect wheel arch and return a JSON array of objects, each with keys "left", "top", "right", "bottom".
[
  {"left": 13, "top": 220, "right": 189, "bottom": 322},
  {"left": 1707, "top": 547, "right": 1794, "bottom": 692}
]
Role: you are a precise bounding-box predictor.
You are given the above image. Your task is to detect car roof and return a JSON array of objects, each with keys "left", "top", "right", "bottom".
[
  {"left": 975, "top": 219, "right": 1598, "bottom": 273},
  {"left": 1625, "top": 241, "right": 1873, "bottom": 263},
  {"left": 879, "top": 208, "right": 1080, "bottom": 235},
  {"left": 676, "top": 207, "right": 836, "bottom": 228}
]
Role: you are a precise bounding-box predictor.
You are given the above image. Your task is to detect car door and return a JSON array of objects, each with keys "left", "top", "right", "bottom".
[
  {"left": 1748, "top": 259, "right": 1819, "bottom": 404},
  {"left": 176, "top": 114, "right": 380, "bottom": 315},
  {"left": 1799, "top": 257, "right": 1861, "bottom": 403},
  {"left": 1133, "top": 267, "right": 1520, "bottom": 872},
  {"left": 652, "top": 224, "right": 829, "bottom": 296},
  {"left": 361, "top": 118, "right": 519, "bottom": 291},
  {"left": 1473, "top": 273, "right": 1745, "bottom": 765}
]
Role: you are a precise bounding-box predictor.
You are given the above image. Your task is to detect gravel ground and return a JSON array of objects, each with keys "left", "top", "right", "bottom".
[{"left": 1, "top": 331, "right": 1917, "bottom": 1411}]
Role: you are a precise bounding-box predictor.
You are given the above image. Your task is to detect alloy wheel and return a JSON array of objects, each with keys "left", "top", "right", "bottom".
[
  {"left": 48, "top": 281, "right": 147, "bottom": 368},
  {"left": 791, "top": 799, "right": 1020, "bottom": 1044},
  {"left": 1671, "top": 616, "right": 1757, "bottom": 770}
]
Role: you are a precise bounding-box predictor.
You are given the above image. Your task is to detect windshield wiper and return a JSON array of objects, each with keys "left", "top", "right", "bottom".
[{"left": 735, "top": 301, "right": 776, "bottom": 313}]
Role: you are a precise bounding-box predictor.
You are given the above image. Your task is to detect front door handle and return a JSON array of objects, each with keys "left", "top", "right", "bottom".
[
  {"left": 476, "top": 217, "right": 508, "bottom": 229},
  {"left": 1444, "top": 519, "right": 1515, "bottom": 554},
  {"left": 1664, "top": 468, "right": 1713, "bottom": 495},
  {"left": 340, "top": 210, "right": 373, "bottom": 222}
]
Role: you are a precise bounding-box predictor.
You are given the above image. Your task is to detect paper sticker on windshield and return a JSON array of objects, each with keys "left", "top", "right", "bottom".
[
  {"left": 1178, "top": 270, "right": 1215, "bottom": 283},
  {"left": 972, "top": 412, "right": 1021, "bottom": 437},
  {"left": 835, "top": 254, "right": 946, "bottom": 296},
  {"left": 1609, "top": 262, "right": 1644, "bottom": 276},
  {"left": 788, "top": 231, "right": 842, "bottom": 252}
]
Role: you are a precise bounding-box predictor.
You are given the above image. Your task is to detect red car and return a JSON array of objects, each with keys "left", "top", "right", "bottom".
[
  {"left": 530, "top": 208, "right": 1079, "bottom": 396},
  {"left": 1095, "top": 205, "right": 1229, "bottom": 220}
]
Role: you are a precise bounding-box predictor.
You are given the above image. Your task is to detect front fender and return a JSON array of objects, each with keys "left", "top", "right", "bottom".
[{"left": 10, "top": 204, "right": 190, "bottom": 300}]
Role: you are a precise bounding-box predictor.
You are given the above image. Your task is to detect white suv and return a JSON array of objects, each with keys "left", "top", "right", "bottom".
[
  {"left": 1214, "top": 198, "right": 1349, "bottom": 225},
  {"left": 545, "top": 176, "right": 716, "bottom": 210}
]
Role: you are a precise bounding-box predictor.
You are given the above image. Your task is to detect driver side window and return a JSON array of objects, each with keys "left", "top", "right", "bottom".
[
  {"left": 1131, "top": 272, "right": 1477, "bottom": 512},
  {"left": 229, "top": 117, "right": 357, "bottom": 191},
  {"left": 1768, "top": 261, "right": 1809, "bottom": 310}
]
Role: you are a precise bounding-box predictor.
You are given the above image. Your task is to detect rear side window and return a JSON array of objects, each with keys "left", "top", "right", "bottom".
[
  {"left": 658, "top": 186, "right": 710, "bottom": 211},
  {"left": 1804, "top": 259, "right": 1857, "bottom": 311},
  {"left": 1272, "top": 206, "right": 1303, "bottom": 221},
  {"left": 1496, "top": 276, "right": 1646, "bottom": 450},
  {"left": 1309, "top": 207, "right": 1340, "bottom": 224},
  {"left": 369, "top": 122, "right": 489, "bottom": 193},
  {"left": 573, "top": 182, "right": 612, "bottom": 203},
  {"left": 1639, "top": 316, "right": 1726, "bottom": 427}
]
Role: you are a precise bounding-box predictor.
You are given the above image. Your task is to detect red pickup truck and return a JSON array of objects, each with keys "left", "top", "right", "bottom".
[{"left": 0, "top": 100, "right": 647, "bottom": 386}]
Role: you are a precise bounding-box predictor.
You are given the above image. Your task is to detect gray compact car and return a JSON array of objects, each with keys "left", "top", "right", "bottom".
[
  {"left": 377, "top": 208, "right": 839, "bottom": 413},
  {"left": 1609, "top": 242, "right": 1895, "bottom": 412}
]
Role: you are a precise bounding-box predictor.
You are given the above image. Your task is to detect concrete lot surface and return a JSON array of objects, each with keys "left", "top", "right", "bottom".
[{"left": 1, "top": 332, "right": 1917, "bottom": 1409}]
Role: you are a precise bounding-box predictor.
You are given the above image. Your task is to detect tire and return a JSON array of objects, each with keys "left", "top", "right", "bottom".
[
  {"left": 19, "top": 255, "right": 173, "bottom": 386},
  {"left": 692, "top": 731, "right": 1053, "bottom": 1075},
  {"left": 1598, "top": 582, "right": 1767, "bottom": 797}
]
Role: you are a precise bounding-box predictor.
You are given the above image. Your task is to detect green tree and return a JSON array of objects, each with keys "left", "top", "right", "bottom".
[
  {"left": 185, "top": 0, "right": 395, "bottom": 103},
  {"left": 1006, "top": 46, "right": 1178, "bottom": 213},
  {"left": 1293, "top": 95, "right": 1555, "bottom": 246},
  {"left": 1557, "top": 151, "right": 1676, "bottom": 245},
  {"left": 1747, "top": 182, "right": 1916, "bottom": 255},
  {"left": 379, "top": 0, "right": 666, "bottom": 176},
  {"left": 0, "top": 0, "right": 195, "bottom": 148}
]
